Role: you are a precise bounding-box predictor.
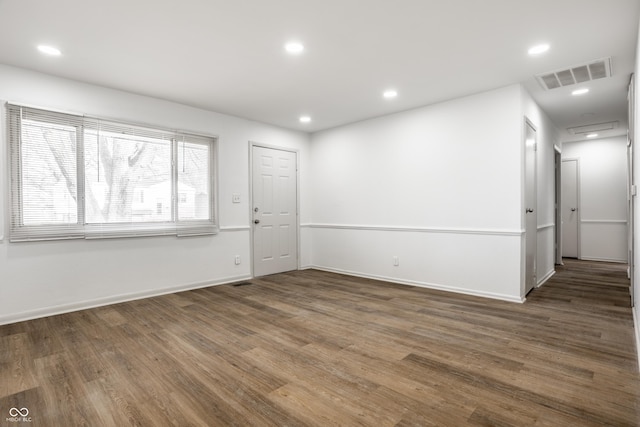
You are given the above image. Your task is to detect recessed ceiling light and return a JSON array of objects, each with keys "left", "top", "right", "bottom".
[
  {"left": 572, "top": 88, "right": 589, "bottom": 96},
  {"left": 586, "top": 133, "right": 599, "bottom": 138},
  {"left": 383, "top": 90, "right": 398, "bottom": 99},
  {"left": 285, "top": 42, "right": 304, "bottom": 54},
  {"left": 299, "top": 115, "right": 311, "bottom": 123},
  {"left": 37, "top": 45, "right": 61, "bottom": 56},
  {"left": 528, "top": 44, "right": 550, "bottom": 56}
]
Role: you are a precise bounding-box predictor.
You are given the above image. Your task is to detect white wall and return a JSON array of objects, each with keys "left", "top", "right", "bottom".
[
  {"left": 0, "top": 64, "right": 311, "bottom": 325},
  {"left": 307, "top": 84, "right": 540, "bottom": 302},
  {"left": 632, "top": 16, "right": 640, "bottom": 367},
  {"left": 521, "top": 87, "right": 561, "bottom": 287},
  {"left": 562, "top": 136, "right": 628, "bottom": 262},
  {"left": 0, "top": 66, "right": 560, "bottom": 323}
]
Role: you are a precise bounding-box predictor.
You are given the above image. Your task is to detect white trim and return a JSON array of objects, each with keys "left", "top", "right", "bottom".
[
  {"left": 306, "top": 265, "right": 525, "bottom": 303},
  {"left": 0, "top": 274, "right": 252, "bottom": 326},
  {"left": 580, "top": 219, "right": 628, "bottom": 224},
  {"left": 537, "top": 223, "right": 555, "bottom": 231},
  {"left": 219, "top": 225, "right": 251, "bottom": 232},
  {"left": 555, "top": 149, "right": 563, "bottom": 265},
  {"left": 633, "top": 307, "right": 640, "bottom": 371},
  {"left": 303, "top": 223, "right": 523, "bottom": 237},
  {"left": 536, "top": 269, "right": 556, "bottom": 288},
  {"left": 523, "top": 117, "right": 538, "bottom": 297},
  {"left": 580, "top": 256, "right": 628, "bottom": 263}
]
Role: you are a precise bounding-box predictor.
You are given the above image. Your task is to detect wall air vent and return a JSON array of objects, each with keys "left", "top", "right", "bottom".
[
  {"left": 567, "top": 121, "right": 619, "bottom": 135},
  {"left": 536, "top": 58, "right": 612, "bottom": 90}
]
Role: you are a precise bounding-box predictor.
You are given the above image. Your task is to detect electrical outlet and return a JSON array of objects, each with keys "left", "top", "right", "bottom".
[
  {"left": 393, "top": 256, "right": 399, "bottom": 266},
  {"left": 232, "top": 193, "right": 241, "bottom": 203},
  {"left": 234, "top": 255, "right": 241, "bottom": 265}
]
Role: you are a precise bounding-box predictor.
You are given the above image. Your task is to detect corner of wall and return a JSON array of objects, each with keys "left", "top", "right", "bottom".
[
  {"left": 632, "top": 15, "right": 640, "bottom": 370},
  {"left": 633, "top": 306, "right": 640, "bottom": 370}
]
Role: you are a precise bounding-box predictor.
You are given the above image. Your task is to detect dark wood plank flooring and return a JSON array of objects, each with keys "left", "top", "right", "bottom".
[{"left": 1, "top": 259, "right": 639, "bottom": 426}]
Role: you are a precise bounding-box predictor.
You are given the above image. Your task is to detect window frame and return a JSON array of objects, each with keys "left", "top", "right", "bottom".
[{"left": 7, "top": 103, "right": 218, "bottom": 242}]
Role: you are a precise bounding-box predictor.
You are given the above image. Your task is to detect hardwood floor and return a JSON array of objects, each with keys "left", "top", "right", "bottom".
[{"left": 1, "top": 259, "right": 639, "bottom": 426}]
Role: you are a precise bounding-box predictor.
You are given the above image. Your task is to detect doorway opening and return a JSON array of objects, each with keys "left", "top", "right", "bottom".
[
  {"left": 524, "top": 120, "right": 537, "bottom": 295},
  {"left": 561, "top": 158, "right": 580, "bottom": 259},
  {"left": 554, "top": 147, "right": 563, "bottom": 265}
]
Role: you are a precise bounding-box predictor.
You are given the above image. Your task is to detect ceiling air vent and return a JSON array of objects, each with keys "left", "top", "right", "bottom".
[
  {"left": 536, "top": 58, "right": 612, "bottom": 90},
  {"left": 567, "top": 121, "right": 619, "bottom": 135}
]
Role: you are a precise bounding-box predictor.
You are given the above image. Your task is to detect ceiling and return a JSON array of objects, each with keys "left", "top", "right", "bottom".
[{"left": 0, "top": 0, "right": 638, "bottom": 140}]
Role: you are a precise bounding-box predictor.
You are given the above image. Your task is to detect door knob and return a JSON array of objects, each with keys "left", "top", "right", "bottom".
[
  {"left": 254, "top": 219, "right": 260, "bottom": 224},
  {"left": 571, "top": 208, "right": 576, "bottom": 212},
  {"left": 526, "top": 208, "right": 534, "bottom": 213}
]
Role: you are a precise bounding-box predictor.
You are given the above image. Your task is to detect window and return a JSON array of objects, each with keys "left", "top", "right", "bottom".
[{"left": 8, "top": 103, "right": 217, "bottom": 241}]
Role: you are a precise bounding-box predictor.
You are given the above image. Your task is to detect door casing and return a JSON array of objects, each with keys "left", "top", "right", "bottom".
[
  {"left": 628, "top": 73, "right": 635, "bottom": 306},
  {"left": 524, "top": 119, "right": 538, "bottom": 295},
  {"left": 555, "top": 146, "right": 563, "bottom": 265}
]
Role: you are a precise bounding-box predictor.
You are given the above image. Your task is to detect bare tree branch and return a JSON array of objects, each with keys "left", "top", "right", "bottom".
[
  {"left": 128, "top": 142, "right": 147, "bottom": 167},
  {"left": 43, "top": 130, "right": 77, "bottom": 202}
]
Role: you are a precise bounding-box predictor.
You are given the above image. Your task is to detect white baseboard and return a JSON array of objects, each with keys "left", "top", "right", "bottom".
[
  {"left": 306, "top": 264, "right": 524, "bottom": 303},
  {"left": 0, "top": 274, "right": 252, "bottom": 326},
  {"left": 536, "top": 269, "right": 556, "bottom": 288},
  {"left": 580, "top": 256, "right": 628, "bottom": 263}
]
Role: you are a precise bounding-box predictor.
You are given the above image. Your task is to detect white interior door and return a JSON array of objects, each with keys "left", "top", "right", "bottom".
[
  {"left": 628, "top": 74, "right": 635, "bottom": 306},
  {"left": 561, "top": 159, "right": 579, "bottom": 258},
  {"left": 628, "top": 141, "right": 634, "bottom": 300},
  {"left": 555, "top": 148, "right": 563, "bottom": 265},
  {"left": 525, "top": 122, "right": 537, "bottom": 294},
  {"left": 252, "top": 145, "right": 298, "bottom": 277}
]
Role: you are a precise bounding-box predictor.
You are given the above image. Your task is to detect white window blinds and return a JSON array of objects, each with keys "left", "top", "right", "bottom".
[{"left": 7, "top": 103, "right": 217, "bottom": 242}]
